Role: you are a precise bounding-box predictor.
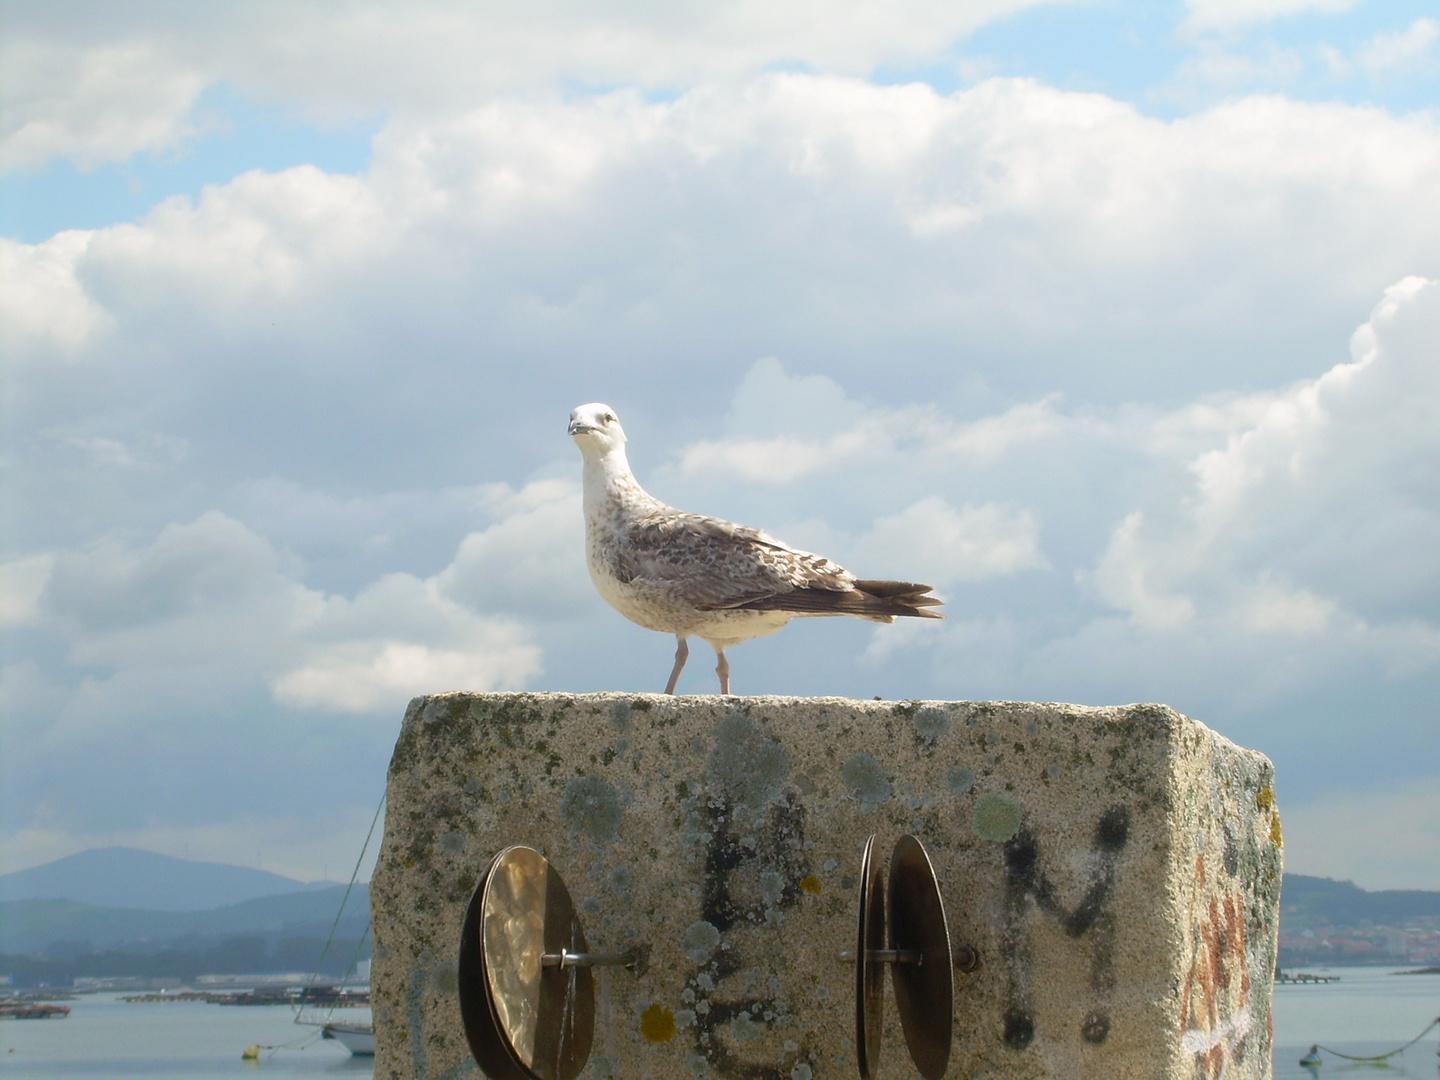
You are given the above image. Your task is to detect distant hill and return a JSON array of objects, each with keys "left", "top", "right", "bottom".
[
  {"left": 0, "top": 884, "right": 369, "bottom": 955},
  {"left": 0, "top": 847, "right": 337, "bottom": 911},
  {"left": 1281, "top": 873, "right": 1440, "bottom": 928}
]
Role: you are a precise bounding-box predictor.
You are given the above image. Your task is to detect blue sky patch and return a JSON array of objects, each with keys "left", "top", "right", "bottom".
[{"left": 0, "top": 83, "right": 381, "bottom": 243}]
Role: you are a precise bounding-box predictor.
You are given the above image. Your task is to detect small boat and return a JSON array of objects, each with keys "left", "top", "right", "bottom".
[{"left": 321, "top": 1021, "right": 375, "bottom": 1056}]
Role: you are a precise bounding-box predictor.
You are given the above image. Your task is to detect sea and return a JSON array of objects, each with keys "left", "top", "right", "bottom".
[
  {"left": 0, "top": 967, "right": 1435, "bottom": 1078},
  {"left": 1272, "top": 967, "right": 1439, "bottom": 1080}
]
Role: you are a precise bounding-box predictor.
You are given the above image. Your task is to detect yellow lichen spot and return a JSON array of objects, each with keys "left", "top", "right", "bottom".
[
  {"left": 799, "top": 874, "right": 822, "bottom": 895},
  {"left": 1270, "top": 813, "right": 1283, "bottom": 847},
  {"left": 640, "top": 1003, "right": 676, "bottom": 1043},
  {"left": 1256, "top": 786, "right": 1275, "bottom": 811}
]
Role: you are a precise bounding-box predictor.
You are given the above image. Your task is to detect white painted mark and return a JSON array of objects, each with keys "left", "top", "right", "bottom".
[{"left": 1181, "top": 1005, "right": 1252, "bottom": 1056}]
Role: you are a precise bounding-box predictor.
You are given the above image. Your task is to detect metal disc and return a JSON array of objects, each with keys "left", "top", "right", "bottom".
[
  {"left": 460, "top": 850, "right": 529, "bottom": 1080},
  {"left": 888, "top": 835, "right": 953, "bottom": 1080},
  {"left": 855, "top": 834, "right": 886, "bottom": 1079},
  {"left": 458, "top": 846, "right": 595, "bottom": 1080}
]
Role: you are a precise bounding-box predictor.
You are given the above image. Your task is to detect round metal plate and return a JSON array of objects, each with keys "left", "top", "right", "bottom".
[
  {"left": 855, "top": 834, "right": 885, "bottom": 1079},
  {"left": 457, "top": 846, "right": 595, "bottom": 1080},
  {"left": 460, "top": 850, "right": 529, "bottom": 1080},
  {"left": 888, "top": 835, "right": 953, "bottom": 1080}
]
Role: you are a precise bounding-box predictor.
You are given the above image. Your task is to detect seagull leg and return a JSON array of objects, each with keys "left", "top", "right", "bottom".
[
  {"left": 715, "top": 649, "right": 730, "bottom": 696},
  {"left": 664, "top": 636, "right": 689, "bottom": 695}
]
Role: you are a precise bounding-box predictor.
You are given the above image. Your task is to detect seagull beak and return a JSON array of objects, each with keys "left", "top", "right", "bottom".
[{"left": 567, "top": 420, "right": 588, "bottom": 435}]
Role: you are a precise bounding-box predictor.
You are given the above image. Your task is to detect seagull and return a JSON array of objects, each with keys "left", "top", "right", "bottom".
[{"left": 569, "top": 402, "right": 943, "bottom": 695}]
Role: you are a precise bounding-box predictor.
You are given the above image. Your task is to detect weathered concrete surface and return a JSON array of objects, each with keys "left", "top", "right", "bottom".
[{"left": 372, "top": 694, "right": 1281, "bottom": 1080}]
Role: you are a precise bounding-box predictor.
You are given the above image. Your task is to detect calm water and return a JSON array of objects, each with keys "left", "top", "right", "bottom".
[
  {"left": 0, "top": 968, "right": 1435, "bottom": 1077},
  {"left": 1273, "top": 967, "right": 1440, "bottom": 1080},
  {"left": 0, "top": 994, "right": 372, "bottom": 1079}
]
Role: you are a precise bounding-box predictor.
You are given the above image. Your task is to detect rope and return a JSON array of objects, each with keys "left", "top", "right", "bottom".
[
  {"left": 1301, "top": 1015, "right": 1440, "bottom": 1065},
  {"left": 242, "top": 1029, "right": 322, "bottom": 1059},
  {"left": 337, "top": 922, "right": 373, "bottom": 996},
  {"left": 294, "top": 789, "right": 386, "bottom": 1022}
]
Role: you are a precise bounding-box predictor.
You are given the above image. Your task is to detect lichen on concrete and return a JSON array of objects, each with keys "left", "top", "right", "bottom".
[{"left": 371, "top": 694, "right": 1281, "bottom": 1080}]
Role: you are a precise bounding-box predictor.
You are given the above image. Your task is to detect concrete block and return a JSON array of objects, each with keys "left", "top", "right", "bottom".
[{"left": 371, "top": 693, "right": 1281, "bottom": 1080}]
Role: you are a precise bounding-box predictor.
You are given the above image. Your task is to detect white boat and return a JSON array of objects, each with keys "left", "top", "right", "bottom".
[{"left": 322, "top": 1021, "right": 375, "bottom": 1056}]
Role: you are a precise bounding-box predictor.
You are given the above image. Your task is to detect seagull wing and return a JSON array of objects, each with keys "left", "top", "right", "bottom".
[
  {"left": 617, "top": 510, "right": 849, "bottom": 607},
  {"left": 617, "top": 509, "right": 942, "bottom": 621}
]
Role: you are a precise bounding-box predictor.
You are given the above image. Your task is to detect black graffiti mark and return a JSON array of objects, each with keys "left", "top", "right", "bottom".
[
  {"left": 700, "top": 794, "right": 811, "bottom": 931},
  {"left": 1000, "top": 805, "right": 1130, "bottom": 1050},
  {"left": 1003, "top": 1006, "right": 1035, "bottom": 1050},
  {"left": 689, "top": 972, "right": 795, "bottom": 1080},
  {"left": 690, "top": 793, "right": 814, "bottom": 1080},
  {"left": 1081, "top": 1010, "right": 1110, "bottom": 1045},
  {"left": 1222, "top": 822, "right": 1240, "bottom": 878}
]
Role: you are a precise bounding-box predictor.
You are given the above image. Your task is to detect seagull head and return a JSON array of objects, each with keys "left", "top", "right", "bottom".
[{"left": 568, "top": 402, "right": 627, "bottom": 455}]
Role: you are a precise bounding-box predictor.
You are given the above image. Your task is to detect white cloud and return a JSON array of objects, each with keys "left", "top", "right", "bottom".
[
  {"left": 28, "top": 507, "right": 546, "bottom": 718},
  {"left": 0, "top": 40, "right": 205, "bottom": 171},
  {"left": 1182, "top": 0, "right": 1362, "bottom": 34},
  {"left": 1358, "top": 17, "right": 1440, "bottom": 78},
  {"left": 1089, "top": 277, "right": 1440, "bottom": 650},
  {"left": 937, "top": 398, "right": 1081, "bottom": 464},
  {"left": 673, "top": 365, "right": 1078, "bottom": 489},
  {"left": 0, "top": 0, "right": 1065, "bottom": 172},
  {"left": 1089, "top": 512, "right": 1197, "bottom": 630},
  {"left": 1171, "top": 43, "right": 1305, "bottom": 92},
  {"left": 0, "top": 489, "right": 575, "bottom": 843},
  {"left": 852, "top": 497, "right": 1047, "bottom": 587},
  {"left": 434, "top": 479, "right": 591, "bottom": 619},
  {"left": 56, "top": 432, "right": 189, "bottom": 471},
  {"left": 83, "top": 166, "right": 387, "bottom": 321},
  {"left": 272, "top": 630, "right": 538, "bottom": 714},
  {"left": 677, "top": 435, "right": 861, "bottom": 484},
  {"left": 6, "top": 75, "right": 1436, "bottom": 426},
  {"left": 41, "top": 511, "right": 315, "bottom": 670},
  {"left": 0, "top": 554, "right": 54, "bottom": 626},
  {"left": 0, "top": 234, "right": 114, "bottom": 352}
]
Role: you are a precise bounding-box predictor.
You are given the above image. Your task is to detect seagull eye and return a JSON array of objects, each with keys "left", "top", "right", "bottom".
[{"left": 603, "top": 414, "right": 615, "bottom": 423}]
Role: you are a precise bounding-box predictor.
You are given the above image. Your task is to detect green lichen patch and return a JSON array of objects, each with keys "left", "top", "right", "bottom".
[
  {"left": 947, "top": 765, "right": 977, "bottom": 793},
  {"left": 840, "top": 752, "right": 891, "bottom": 806},
  {"left": 912, "top": 705, "right": 951, "bottom": 744},
  {"left": 972, "top": 791, "right": 1023, "bottom": 841},
  {"left": 561, "top": 775, "right": 624, "bottom": 841},
  {"left": 704, "top": 715, "right": 791, "bottom": 808}
]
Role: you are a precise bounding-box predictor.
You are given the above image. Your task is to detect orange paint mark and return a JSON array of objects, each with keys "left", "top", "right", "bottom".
[
  {"left": 1181, "top": 879, "right": 1253, "bottom": 1079},
  {"left": 799, "top": 874, "right": 822, "bottom": 895},
  {"left": 639, "top": 1003, "right": 676, "bottom": 1043}
]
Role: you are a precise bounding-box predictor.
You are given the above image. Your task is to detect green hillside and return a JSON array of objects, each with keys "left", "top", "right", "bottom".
[
  {"left": 0, "top": 884, "right": 368, "bottom": 954},
  {"left": 1281, "top": 874, "right": 1440, "bottom": 929}
]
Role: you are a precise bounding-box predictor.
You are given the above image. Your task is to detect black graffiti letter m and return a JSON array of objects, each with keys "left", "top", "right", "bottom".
[{"left": 999, "top": 805, "right": 1130, "bottom": 1049}]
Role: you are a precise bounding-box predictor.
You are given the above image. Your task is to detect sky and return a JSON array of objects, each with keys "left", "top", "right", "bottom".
[{"left": 0, "top": 0, "right": 1437, "bottom": 891}]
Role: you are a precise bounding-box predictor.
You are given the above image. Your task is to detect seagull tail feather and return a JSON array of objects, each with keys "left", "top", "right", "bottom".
[
  {"left": 852, "top": 580, "right": 945, "bottom": 620},
  {"left": 734, "top": 580, "right": 944, "bottom": 621}
]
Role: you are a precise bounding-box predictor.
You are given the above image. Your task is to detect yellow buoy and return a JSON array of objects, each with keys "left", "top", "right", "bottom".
[{"left": 242, "top": 1044, "right": 261, "bottom": 1060}]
